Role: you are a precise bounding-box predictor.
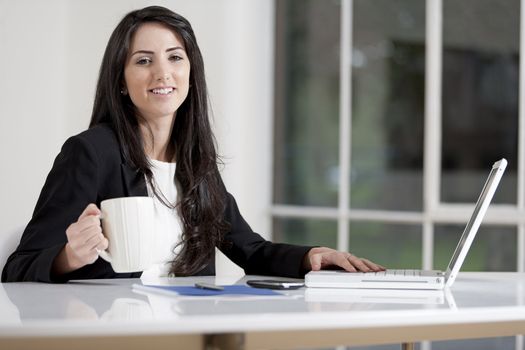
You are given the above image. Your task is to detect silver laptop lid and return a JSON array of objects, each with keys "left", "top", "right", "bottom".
[{"left": 444, "top": 158, "right": 507, "bottom": 287}]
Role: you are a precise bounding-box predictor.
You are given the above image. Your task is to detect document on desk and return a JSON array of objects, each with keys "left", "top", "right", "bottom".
[{"left": 132, "top": 284, "right": 282, "bottom": 297}]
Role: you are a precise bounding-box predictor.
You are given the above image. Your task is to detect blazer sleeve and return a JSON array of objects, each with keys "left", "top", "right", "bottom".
[
  {"left": 3, "top": 135, "right": 102, "bottom": 282},
  {"left": 220, "top": 193, "right": 313, "bottom": 278}
]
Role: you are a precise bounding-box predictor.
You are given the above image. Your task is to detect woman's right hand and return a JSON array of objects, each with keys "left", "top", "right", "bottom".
[{"left": 53, "top": 204, "right": 109, "bottom": 275}]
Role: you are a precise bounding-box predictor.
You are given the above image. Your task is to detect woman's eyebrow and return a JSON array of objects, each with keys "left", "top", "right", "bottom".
[
  {"left": 166, "top": 46, "right": 185, "bottom": 52},
  {"left": 130, "top": 47, "right": 185, "bottom": 57},
  {"left": 130, "top": 49, "right": 154, "bottom": 57}
]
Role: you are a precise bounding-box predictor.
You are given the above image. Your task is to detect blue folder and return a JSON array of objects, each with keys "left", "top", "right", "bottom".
[{"left": 133, "top": 284, "right": 281, "bottom": 296}]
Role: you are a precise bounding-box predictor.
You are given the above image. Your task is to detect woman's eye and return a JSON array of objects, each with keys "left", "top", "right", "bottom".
[
  {"left": 170, "top": 55, "right": 183, "bottom": 61},
  {"left": 136, "top": 57, "right": 152, "bottom": 65}
]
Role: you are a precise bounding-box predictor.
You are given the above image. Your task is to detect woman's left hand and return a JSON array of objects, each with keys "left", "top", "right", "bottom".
[{"left": 304, "top": 247, "right": 385, "bottom": 272}]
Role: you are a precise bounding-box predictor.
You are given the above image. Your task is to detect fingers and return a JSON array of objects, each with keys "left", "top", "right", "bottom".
[
  {"left": 65, "top": 204, "right": 105, "bottom": 266},
  {"left": 361, "top": 258, "right": 386, "bottom": 271},
  {"left": 345, "top": 254, "right": 370, "bottom": 272},
  {"left": 307, "top": 247, "right": 385, "bottom": 273},
  {"left": 310, "top": 253, "right": 323, "bottom": 271},
  {"left": 345, "top": 254, "right": 385, "bottom": 272},
  {"left": 67, "top": 217, "right": 102, "bottom": 245},
  {"left": 78, "top": 203, "right": 101, "bottom": 221},
  {"left": 334, "top": 253, "right": 357, "bottom": 272},
  {"left": 73, "top": 215, "right": 102, "bottom": 235},
  {"left": 66, "top": 227, "right": 103, "bottom": 265},
  {"left": 96, "top": 235, "right": 109, "bottom": 251},
  {"left": 84, "top": 229, "right": 108, "bottom": 250}
]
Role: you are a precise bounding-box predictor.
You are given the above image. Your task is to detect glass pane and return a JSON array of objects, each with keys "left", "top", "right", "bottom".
[
  {"left": 349, "top": 221, "right": 422, "bottom": 268},
  {"left": 351, "top": 0, "right": 426, "bottom": 211},
  {"left": 272, "top": 218, "right": 337, "bottom": 249},
  {"left": 273, "top": 0, "right": 341, "bottom": 206},
  {"left": 434, "top": 225, "right": 517, "bottom": 271},
  {"left": 432, "top": 337, "right": 516, "bottom": 350},
  {"left": 441, "top": 0, "right": 519, "bottom": 204}
]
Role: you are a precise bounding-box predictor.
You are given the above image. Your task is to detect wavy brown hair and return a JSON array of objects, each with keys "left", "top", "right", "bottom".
[{"left": 89, "top": 6, "right": 229, "bottom": 276}]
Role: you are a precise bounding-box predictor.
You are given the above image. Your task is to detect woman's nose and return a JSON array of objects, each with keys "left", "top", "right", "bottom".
[
  {"left": 155, "top": 72, "right": 171, "bottom": 82},
  {"left": 153, "top": 62, "right": 172, "bottom": 82}
]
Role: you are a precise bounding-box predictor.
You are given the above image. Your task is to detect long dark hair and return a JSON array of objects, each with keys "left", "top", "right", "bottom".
[{"left": 90, "top": 6, "right": 229, "bottom": 276}]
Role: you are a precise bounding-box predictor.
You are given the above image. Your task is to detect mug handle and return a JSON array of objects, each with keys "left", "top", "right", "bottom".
[{"left": 97, "top": 248, "right": 112, "bottom": 262}]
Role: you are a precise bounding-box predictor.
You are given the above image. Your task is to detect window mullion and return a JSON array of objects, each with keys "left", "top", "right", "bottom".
[
  {"left": 424, "top": 0, "right": 443, "bottom": 270},
  {"left": 338, "top": 0, "right": 352, "bottom": 252},
  {"left": 517, "top": 0, "right": 525, "bottom": 273}
]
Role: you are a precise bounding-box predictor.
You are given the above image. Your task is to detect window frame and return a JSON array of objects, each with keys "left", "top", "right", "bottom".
[{"left": 270, "top": 0, "right": 525, "bottom": 273}]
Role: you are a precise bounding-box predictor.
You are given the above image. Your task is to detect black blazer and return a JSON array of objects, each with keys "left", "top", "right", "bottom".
[{"left": 2, "top": 124, "right": 311, "bottom": 282}]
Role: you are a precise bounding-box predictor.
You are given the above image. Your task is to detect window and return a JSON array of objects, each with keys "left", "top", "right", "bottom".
[{"left": 273, "top": 0, "right": 522, "bottom": 348}]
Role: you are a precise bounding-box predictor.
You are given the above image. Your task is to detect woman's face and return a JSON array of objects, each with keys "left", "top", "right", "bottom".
[{"left": 124, "top": 22, "right": 190, "bottom": 123}]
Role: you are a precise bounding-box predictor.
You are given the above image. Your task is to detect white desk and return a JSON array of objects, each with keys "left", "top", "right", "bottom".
[{"left": 0, "top": 272, "right": 524, "bottom": 350}]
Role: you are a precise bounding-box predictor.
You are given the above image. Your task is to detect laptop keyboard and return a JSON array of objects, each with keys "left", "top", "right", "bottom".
[{"left": 368, "top": 269, "right": 440, "bottom": 277}]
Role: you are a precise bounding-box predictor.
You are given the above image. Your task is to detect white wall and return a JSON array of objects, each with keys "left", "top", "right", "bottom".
[
  {"left": 0, "top": 0, "right": 274, "bottom": 274},
  {"left": 0, "top": 0, "right": 66, "bottom": 234}
]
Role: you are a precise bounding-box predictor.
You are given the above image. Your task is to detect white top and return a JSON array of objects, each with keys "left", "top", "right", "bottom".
[{"left": 141, "top": 159, "right": 183, "bottom": 278}]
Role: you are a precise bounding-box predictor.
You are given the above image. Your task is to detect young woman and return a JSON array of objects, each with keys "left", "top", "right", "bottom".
[{"left": 2, "top": 6, "right": 383, "bottom": 283}]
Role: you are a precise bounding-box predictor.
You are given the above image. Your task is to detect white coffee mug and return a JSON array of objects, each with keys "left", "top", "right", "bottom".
[{"left": 99, "top": 196, "right": 156, "bottom": 272}]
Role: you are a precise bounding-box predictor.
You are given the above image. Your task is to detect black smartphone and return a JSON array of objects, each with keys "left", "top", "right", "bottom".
[{"left": 246, "top": 279, "right": 305, "bottom": 290}]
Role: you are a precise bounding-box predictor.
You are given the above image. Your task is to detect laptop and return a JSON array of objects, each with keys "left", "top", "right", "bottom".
[{"left": 305, "top": 158, "right": 507, "bottom": 290}]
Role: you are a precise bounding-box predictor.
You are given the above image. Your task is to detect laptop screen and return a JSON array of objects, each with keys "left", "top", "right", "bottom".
[{"left": 444, "top": 159, "right": 507, "bottom": 287}]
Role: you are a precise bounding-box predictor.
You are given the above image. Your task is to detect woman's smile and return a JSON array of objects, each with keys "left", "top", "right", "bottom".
[{"left": 150, "top": 87, "right": 175, "bottom": 95}]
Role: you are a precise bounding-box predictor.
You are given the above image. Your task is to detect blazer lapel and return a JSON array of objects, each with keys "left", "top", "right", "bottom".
[{"left": 121, "top": 163, "right": 148, "bottom": 197}]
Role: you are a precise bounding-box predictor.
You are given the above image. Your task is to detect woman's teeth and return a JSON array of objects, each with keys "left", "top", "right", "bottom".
[{"left": 151, "top": 88, "right": 174, "bottom": 95}]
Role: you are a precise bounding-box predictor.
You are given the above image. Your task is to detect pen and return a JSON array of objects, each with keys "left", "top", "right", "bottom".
[{"left": 194, "top": 282, "right": 224, "bottom": 291}]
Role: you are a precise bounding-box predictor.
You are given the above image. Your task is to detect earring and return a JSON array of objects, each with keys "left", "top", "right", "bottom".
[{"left": 120, "top": 88, "right": 128, "bottom": 95}]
